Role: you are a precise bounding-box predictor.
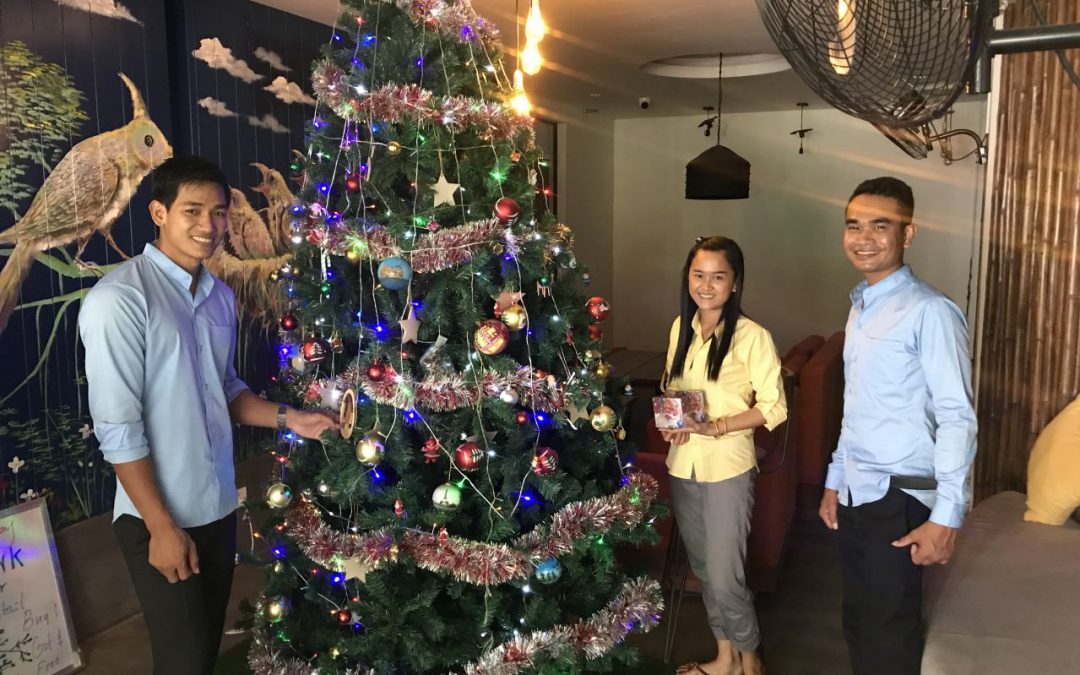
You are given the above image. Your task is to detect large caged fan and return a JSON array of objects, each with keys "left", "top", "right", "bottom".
[{"left": 755, "top": 0, "right": 996, "bottom": 158}]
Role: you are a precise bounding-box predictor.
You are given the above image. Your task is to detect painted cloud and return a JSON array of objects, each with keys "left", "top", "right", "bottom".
[
  {"left": 192, "top": 38, "right": 262, "bottom": 84},
  {"left": 254, "top": 47, "right": 291, "bottom": 72},
  {"left": 264, "top": 76, "right": 316, "bottom": 106},
  {"left": 56, "top": 0, "right": 141, "bottom": 25},
  {"left": 198, "top": 97, "right": 237, "bottom": 118},
  {"left": 248, "top": 113, "right": 289, "bottom": 134}
]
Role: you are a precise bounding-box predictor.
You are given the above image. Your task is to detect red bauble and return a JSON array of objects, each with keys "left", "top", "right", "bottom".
[
  {"left": 531, "top": 447, "right": 559, "bottom": 476},
  {"left": 515, "top": 411, "right": 530, "bottom": 425},
  {"left": 279, "top": 312, "right": 299, "bottom": 331},
  {"left": 588, "top": 325, "right": 603, "bottom": 341},
  {"left": 345, "top": 173, "right": 361, "bottom": 193},
  {"left": 367, "top": 363, "right": 386, "bottom": 381},
  {"left": 586, "top": 296, "right": 611, "bottom": 322},
  {"left": 337, "top": 609, "right": 352, "bottom": 624},
  {"left": 474, "top": 320, "right": 510, "bottom": 355},
  {"left": 454, "top": 442, "right": 484, "bottom": 472},
  {"left": 422, "top": 437, "right": 441, "bottom": 463},
  {"left": 493, "top": 197, "right": 521, "bottom": 224},
  {"left": 302, "top": 337, "right": 331, "bottom": 364}
]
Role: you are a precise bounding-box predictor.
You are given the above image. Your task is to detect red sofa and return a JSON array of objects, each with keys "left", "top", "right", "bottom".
[{"left": 632, "top": 332, "right": 844, "bottom": 593}]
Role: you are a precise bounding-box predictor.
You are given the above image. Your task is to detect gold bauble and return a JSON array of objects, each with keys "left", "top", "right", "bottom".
[
  {"left": 386, "top": 140, "right": 402, "bottom": 155},
  {"left": 501, "top": 304, "right": 528, "bottom": 331},
  {"left": 265, "top": 482, "right": 293, "bottom": 508},
  {"left": 593, "top": 361, "right": 611, "bottom": 378},
  {"left": 355, "top": 432, "right": 386, "bottom": 465},
  {"left": 590, "top": 405, "right": 617, "bottom": 432}
]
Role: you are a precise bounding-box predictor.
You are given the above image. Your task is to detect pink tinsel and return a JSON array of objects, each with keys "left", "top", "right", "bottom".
[{"left": 289, "top": 473, "right": 657, "bottom": 587}]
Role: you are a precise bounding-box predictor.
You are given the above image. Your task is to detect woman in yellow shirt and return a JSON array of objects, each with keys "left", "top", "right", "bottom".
[{"left": 661, "top": 236, "right": 787, "bottom": 675}]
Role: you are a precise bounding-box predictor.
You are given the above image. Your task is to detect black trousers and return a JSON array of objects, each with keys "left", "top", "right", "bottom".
[
  {"left": 114, "top": 511, "right": 237, "bottom": 675},
  {"left": 837, "top": 488, "right": 931, "bottom": 675}
]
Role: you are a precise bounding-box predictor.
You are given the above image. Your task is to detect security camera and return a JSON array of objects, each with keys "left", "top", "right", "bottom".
[{"left": 638, "top": 97, "right": 651, "bottom": 110}]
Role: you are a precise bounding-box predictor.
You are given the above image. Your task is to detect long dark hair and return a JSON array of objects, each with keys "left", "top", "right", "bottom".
[{"left": 667, "top": 236, "right": 745, "bottom": 382}]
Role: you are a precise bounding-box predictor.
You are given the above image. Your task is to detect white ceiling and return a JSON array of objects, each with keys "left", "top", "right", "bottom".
[{"left": 254, "top": 0, "right": 822, "bottom": 118}]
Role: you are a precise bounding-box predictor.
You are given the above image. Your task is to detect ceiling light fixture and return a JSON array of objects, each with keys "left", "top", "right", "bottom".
[{"left": 685, "top": 54, "right": 751, "bottom": 200}]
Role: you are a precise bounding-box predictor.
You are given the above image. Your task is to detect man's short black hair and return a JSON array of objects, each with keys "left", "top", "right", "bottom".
[
  {"left": 151, "top": 156, "right": 230, "bottom": 208},
  {"left": 849, "top": 176, "right": 915, "bottom": 219}
]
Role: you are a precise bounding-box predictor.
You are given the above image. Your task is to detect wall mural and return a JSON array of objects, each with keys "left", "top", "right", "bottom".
[{"left": 0, "top": 0, "right": 327, "bottom": 527}]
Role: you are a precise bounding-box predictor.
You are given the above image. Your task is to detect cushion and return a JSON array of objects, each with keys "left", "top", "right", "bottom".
[{"left": 1024, "top": 394, "right": 1080, "bottom": 525}]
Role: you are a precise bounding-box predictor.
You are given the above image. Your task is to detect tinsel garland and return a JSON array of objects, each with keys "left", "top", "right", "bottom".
[
  {"left": 311, "top": 72, "right": 534, "bottom": 144},
  {"left": 289, "top": 473, "right": 658, "bottom": 586},
  {"left": 463, "top": 578, "right": 663, "bottom": 674},
  {"left": 343, "top": 363, "right": 565, "bottom": 413},
  {"left": 247, "top": 578, "right": 662, "bottom": 675},
  {"left": 324, "top": 218, "right": 516, "bottom": 272},
  {"left": 346, "top": 0, "right": 501, "bottom": 50}
]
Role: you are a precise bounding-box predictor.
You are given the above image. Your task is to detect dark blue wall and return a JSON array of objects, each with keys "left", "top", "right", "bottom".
[{"left": 0, "top": 0, "right": 327, "bottom": 522}]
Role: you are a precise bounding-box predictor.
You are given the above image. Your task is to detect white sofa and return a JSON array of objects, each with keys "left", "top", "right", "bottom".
[{"left": 922, "top": 491, "right": 1080, "bottom": 674}]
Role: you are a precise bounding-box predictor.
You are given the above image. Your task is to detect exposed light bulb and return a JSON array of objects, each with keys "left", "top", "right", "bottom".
[
  {"left": 522, "top": 42, "right": 543, "bottom": 75},
  {"left": 829, "top": 0, "right": 857, "bottom": 76},
  {"left": 525, "top": 0, "right": 546, "bottom": 44},
  {"left": 510, "top": 68, "right": 531, "bottom": 115}
]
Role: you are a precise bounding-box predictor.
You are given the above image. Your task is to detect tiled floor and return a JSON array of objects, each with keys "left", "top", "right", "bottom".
[{"left": 79, "top": 502, "right": 852, "bottom": 674}]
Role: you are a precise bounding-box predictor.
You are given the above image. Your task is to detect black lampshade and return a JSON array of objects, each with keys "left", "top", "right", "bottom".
[{"left": 685, "top": 145, "right": 751, "bottom": 200}]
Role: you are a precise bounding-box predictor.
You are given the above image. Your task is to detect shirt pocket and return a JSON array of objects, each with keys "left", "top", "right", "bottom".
[{"left": 201, "top": 323, "right": 234, "bottom": 381}]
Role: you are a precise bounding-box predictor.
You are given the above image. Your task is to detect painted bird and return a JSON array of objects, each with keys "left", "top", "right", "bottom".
[
  {"left": 0, "top": 72, "right": 172, "bottom": 333},
  {"left": 250, "top": 162, "right": 295, "bottom": 254},
  {"left": 226, "top": 187, "right": 275, "bottom": 259}
]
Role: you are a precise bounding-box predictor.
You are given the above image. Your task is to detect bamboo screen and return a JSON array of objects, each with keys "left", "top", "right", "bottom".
[{"left": 976, "top": 0, "right": 1080, "bottom": 500}]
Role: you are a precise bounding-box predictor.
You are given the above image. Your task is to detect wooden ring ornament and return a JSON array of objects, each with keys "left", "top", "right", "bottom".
[{"left": 339, "top": 387, "right": 357, "bottom": 439}]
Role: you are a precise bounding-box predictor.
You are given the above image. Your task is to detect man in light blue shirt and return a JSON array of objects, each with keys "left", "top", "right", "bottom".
[
  {"left": 79, "top": 156, "right": 337, "bottom": 675},
  {"left": 818, "top": 177, "right": 977, "bottom": 675}
]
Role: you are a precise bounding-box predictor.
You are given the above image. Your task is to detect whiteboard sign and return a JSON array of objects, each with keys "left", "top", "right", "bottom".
[{"left": 0, "top": 500, "right": 82, "bottom": 674}]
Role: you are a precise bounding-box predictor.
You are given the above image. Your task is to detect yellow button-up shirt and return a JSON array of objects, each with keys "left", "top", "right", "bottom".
[{"left": 663, "top": 314, "right": 787, "bottom": 483}]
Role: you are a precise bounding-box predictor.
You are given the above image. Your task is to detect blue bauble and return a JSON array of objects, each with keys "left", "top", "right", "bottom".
[
  {"left": 377, "top": 256, "right": 412, "bottom": 291},
  {"left": 535, "top": 557, "right": 563, "bottom": 584}
]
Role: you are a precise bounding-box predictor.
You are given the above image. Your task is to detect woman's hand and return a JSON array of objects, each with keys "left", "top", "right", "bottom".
[
  {"left": 658, "top": 428, "right": 691, "bottom": 445},
  {"left": 681, "top": 415, "right": 717, "bottom": 437}
]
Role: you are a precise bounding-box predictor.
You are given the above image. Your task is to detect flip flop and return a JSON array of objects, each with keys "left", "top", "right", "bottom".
[{"left": 676, "top": 664, "right": 715, "bottom": 675}]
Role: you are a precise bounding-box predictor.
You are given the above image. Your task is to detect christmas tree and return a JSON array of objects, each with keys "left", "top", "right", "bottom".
[{"left": 247, "top": 2, "right": 663, "bottom": 673}]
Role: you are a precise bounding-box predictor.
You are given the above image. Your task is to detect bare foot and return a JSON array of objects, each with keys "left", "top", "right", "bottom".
[{"left": 741, "top": 650, "right": 764, "bottom": 675}]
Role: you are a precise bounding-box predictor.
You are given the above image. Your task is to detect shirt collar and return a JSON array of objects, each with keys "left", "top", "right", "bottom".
[
  {"left": 850, "top": 264, "right": 913, "bottom": 310},
  {"left": 690, "top": 311, "right": 723, "bottom": 339},
  {"left": 143, "top": 243, "right": 214, "bottom": 304}
]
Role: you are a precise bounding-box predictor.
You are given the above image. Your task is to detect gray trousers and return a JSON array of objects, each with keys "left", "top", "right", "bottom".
[{"left": 670, "top": 468, "right": 759, "bottom": 651}]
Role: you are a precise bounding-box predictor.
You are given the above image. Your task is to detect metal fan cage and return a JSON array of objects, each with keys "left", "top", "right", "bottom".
[{"left": 755, "top": 0, "right": 996, "bottom": 128}]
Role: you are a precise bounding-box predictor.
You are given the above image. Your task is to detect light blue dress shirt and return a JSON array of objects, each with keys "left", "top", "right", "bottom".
[
  {"left": 825, "top": 265, "right": 977, "bottom": 528},
  {"left": 79, "top": 243, "right": 249, "bottom": 528}
]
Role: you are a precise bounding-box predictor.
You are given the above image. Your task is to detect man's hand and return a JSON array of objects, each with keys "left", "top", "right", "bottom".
[
  {"left": 892, "top": 521, "right": 957, "bottom": 565},
  {"left": 819, "top": 488, "right": 839, "bottom": 530},
  {"left": 287, "top": 409, "right": 341, "bottom": 440},
  {"left": 148, "top": 523, "right": 199, "bottom": 583}
]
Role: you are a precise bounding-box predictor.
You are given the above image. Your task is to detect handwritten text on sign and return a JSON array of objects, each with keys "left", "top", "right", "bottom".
[{"left": 0, "top": 500, "right": 81, "bottom": 674}]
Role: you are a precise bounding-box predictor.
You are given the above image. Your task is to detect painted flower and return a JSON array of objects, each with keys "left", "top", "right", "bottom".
[
  {"left": 7, "top": 456, "right": 25, "bottom": 474},
  {"left": 20, "top": 489, "right": 39, "bottom": 501},
  {"left": 79, "top": 423, "right": 94, "bottom": 440}
]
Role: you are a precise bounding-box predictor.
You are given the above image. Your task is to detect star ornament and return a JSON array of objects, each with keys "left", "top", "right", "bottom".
[
  {"left": 400, "top": 306, "right": 421, "bottom": 344},
  {"left": 430, "top": 172, "right": 460, "bottom": 207},
  {"left": 493, "top": 290, "right": 525, "bottom": 314}
]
